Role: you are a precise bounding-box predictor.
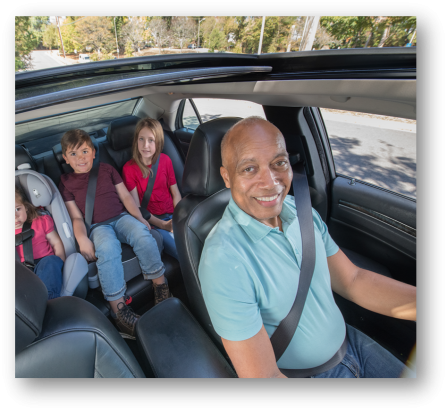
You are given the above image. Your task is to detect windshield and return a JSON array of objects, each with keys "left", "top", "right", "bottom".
[{"left": 15, "top": 16, "right": 416, "bottom": 72}]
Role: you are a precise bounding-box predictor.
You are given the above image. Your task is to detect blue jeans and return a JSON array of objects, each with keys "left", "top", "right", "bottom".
[
  {"left": 311, "top": 324, "right": 414, "bottom": 378},
  {"left": 90, "top": 214, "right": 165, "bottom": 302},
  {"left": 34, "top": 255, "right": 63, "bottom": 300},
  {"left": 152, "top": 214, "right": 178, "bottom": 260}
]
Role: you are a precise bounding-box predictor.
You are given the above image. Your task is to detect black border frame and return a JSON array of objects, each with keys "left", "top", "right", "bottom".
[{"left": 3, "top": 3, "right": 444, "bottom": 407}]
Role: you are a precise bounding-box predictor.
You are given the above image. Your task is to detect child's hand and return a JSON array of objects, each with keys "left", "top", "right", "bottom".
[
  {"left": 139, "top": 217, "right": 152, "bottom": 230},
  {"left": 79, "top": 238, "right": 97, "bottom": 262},
  {"left": 163, "top": 219, "right": 173, "bottom": 233}
]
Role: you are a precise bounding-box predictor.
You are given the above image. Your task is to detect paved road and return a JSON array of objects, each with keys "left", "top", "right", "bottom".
[
  {"left": 29, "top": 50, "right": 65, "bottom": 71},
  {"left": 189, "top": 99, "right": 416, "bottom": 198}
]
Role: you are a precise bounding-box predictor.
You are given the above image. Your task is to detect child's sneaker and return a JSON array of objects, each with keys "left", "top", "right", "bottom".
[
  {"left": 112, "top": 302, "right": 140, "bottom": 340},
  {"left": 154, "top": 281, "right": 172, "bottom": 305}
]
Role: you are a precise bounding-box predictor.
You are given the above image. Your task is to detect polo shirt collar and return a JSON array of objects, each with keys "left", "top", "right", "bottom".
[{"left": 228, "top": 196, "right": 296, "bottom": 243}]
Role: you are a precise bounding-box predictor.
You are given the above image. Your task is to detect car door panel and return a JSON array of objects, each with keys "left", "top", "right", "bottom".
[{"left": 329, "top": 172, "right": 416, "bottom": 285}]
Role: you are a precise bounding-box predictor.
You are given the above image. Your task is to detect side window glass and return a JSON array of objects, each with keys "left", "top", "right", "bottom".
[
  {"left": 320, "top": 109, "right": 416, "bottom": 199},
  {"left": 190, "top": 98, "right": 266, "bottom": 122},
  {"left": 182, "top": 99, "right": 201, "bottom": 130}
]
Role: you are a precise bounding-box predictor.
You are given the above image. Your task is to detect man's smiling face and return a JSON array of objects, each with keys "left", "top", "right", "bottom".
[
  {"left": 220, "top": 120, "right": 292, "bottom": 228},
  {"left": 62, "top": 142, "right": 96, "bottom": 174}
]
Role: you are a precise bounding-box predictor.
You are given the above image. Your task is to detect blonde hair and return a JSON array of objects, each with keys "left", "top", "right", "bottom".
[
  {"left": 132, "top": 118, "right": 164, "bottom": 179},
  {"left": 15, "top": 186, "right": 40, "bottom": 223}
]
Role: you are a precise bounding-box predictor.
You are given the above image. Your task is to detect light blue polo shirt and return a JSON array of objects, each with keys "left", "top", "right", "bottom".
[{"left": 198, "top": 195, "right": 346, "bottom": 370}]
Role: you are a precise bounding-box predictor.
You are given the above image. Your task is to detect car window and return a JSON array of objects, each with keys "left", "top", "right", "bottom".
[
  {"left": 182, "top": 99, "right": 201, "bottom": 130},
  {"left": 186, "top": 98, "right": 266, "bottom": 127},
  {"left": 15, "top": 98, "right": 140, "bottom": 155},
  {"left": 320, "top": 108, "right": 416, "bottom": 199}
]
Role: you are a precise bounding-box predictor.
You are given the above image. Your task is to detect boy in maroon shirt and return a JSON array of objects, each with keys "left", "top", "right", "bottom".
[{"left": 59, "top": 129, "right": 171, "bottom": 339}]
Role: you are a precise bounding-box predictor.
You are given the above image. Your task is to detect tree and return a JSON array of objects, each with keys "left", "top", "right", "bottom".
[
  {"left": 148, "top": 17, "right": 169, "bottom": 53},
  {"left": 122, "top": 16, "right": 148, "bottom": 52},
  {"left": 30, "top": 16, "right": 49, "bottom": 48},
  {"left": 208, "top": 27, "right": 226, "bottom": 52},
  {"left": 15, "top": 16, "right": 38, "bottom": 71},
  {"left": 320, "top": 16, "right": 376, "bottom": 48},
  {"left": 171, "top": 17, "right": 196, "bottom": 50},
  {"left": 60, "top": 17, "right": 82, "bottom": 53},
  {"left": 74, "top": 16, "right": 115, "bottom": 56},
  {"left": 42, "top": 23, "right": 58, "bottom": 50}
]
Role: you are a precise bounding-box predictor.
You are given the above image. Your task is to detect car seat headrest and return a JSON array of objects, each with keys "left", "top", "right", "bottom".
[
  {"left": 52, "top": 135, "right": 99, "bottom": 173},
  {"left": 106, "top": 116, "right": 140, "bottom": 151},
  {"left": 16, "top": 170, "right": 53, "bottom": 208},
  {"left": 15, "top": 261, "right": 48, "bottom": 354},
  {"left": 15, "top": 144, "right": 37, "bottom": 171},
  {"left": 182, "top": 117, "right": 242, "bottom": 197}
]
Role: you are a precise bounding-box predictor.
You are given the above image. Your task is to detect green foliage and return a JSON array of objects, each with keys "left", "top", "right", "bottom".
[
  {"left": 42, "top": 23, "right": 58, "bottom": 50},
  {"left": 208, "top": 27, "right": 226, "bottom": 52},
  {"left": 74, "top": 16, "right": 115, "bottom": 54},
  {"left": 125, "top": 41, "right": 134, "bottom": 57},
  {"left": 60, "top": 17, "right": 82, "bottom": 53},
  {"left": 89, "top": 53, "right": 98, "bottom": 61},
  {"left": 15, "top": 17, "right": 38, "bottom": 70}
]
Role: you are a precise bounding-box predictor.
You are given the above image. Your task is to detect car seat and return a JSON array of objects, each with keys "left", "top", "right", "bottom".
[
  {"left": 173, "top": 117, "right": 242, "bottom": 352},
  {"left": 15, "top": 145, "right": 88, "bottom": 298},
  {"left": 15, "top": 261, "right": 145, "bottom": 377}
]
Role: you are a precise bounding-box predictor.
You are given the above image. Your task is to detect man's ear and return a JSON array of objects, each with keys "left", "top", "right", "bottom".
[{"left": 220, "top": 166, "right": 231, "bottom": 189}]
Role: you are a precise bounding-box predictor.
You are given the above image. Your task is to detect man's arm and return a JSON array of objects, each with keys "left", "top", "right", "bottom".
[
  {"left": 328, "top": 249, "right": 416, "bottom": 321},
  {"left": 222, "top": 326, "right": 287, "bottom": 378},
  {"left": 115, "top": 182, "right": 151, "bottom": 230},
  {"left": 64, "top": 200, "right": 97, "bottom": 262}
]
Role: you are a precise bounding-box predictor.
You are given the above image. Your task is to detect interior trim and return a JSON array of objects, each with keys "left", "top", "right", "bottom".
[{"left": 339, "top": 200, "right": 416, "bottom": 237}]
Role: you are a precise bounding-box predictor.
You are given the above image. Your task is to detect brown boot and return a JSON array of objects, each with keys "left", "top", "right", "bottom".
[
  {"left": 113, "top": 302, "right": 140, "bottom": 340},
  {"left": 154, "top": 281, "right": 172, "bottom": 305}
]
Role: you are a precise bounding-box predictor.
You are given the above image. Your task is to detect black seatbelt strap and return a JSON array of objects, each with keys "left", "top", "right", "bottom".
[
  {"left": 270, "top": 161, "right": 316, "bottom": 360},
  {"left": 84, "top": 163, "right": 100, "bottom": 237},
  {"left": 16, "top": 221, "right": 35, "bottom": 268},
  {"left": 270, "top": 160, "right": 347, "bottom": 377},
  {"left": 139, "top": 155, "right": 160, "bottom": 220}
]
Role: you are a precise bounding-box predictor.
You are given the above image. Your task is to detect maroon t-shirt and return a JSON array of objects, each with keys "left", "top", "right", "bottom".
[{"left": 59, "top": 162, "right": 126, "bottom": 225}]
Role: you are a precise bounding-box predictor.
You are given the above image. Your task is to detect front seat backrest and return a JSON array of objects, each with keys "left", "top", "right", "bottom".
[
  {"left": 15, "top": 261, "right": 145, "bottom": 378},
  {"left": 173, "top": 117, "right": 242, "bottom": 351}
]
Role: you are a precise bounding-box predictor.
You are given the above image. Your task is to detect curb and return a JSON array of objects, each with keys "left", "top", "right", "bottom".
[{"left": 46, "top": 50, "right": 77, "bottom": 66}]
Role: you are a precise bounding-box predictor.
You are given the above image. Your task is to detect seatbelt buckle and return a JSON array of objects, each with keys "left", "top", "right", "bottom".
[{"left": 23, "top": 262, "right": 35, "bottom": 270}]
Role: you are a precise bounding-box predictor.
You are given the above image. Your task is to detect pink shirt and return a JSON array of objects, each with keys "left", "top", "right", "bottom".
[
  {"left": 122, "top": 154, "right": 177, "bottom": 216},
  {"left": 15, "top": 214, "right": 55, "bottom": 263}
]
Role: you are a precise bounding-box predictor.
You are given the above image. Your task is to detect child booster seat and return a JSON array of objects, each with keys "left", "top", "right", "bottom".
[{"left": 15, "top": 145, "right": 88, "bottom": 298}]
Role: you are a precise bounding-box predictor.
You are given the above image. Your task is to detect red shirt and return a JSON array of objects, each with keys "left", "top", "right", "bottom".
[
  {"left": 59, "top": 162, "right": 126, "bottom": 225},
  {"left": 122, "top": 154, "right": 177, "bottom": 216},
  {"left": 15, "top": 214, "right": 55, "bottom": 263}
]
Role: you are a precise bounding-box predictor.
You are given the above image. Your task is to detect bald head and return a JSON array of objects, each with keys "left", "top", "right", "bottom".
[{"left": 221, "top": 116, "right": 283, "bottom": 169}]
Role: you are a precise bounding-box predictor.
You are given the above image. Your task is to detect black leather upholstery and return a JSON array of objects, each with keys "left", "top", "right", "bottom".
[
  {"left": 106, "top": 115, "right": 139, "bottom": 151},
  {"left": 173, "top": 117, "right": 241, "bottom": 351},
  {"left": 15, "top": 144, "right": 37, "bottom": 170},
  {"left": 15, "top": 262, "right": 145, "bottom": 378},
  {"left": 15, "top": 261, "right": 48, "bottom": 354},
  {"left": 181, "top": 117, "right": 241, "bottom": 196},
  {"left": 136, "top": 297, "right": 236, "bottom": 378}
]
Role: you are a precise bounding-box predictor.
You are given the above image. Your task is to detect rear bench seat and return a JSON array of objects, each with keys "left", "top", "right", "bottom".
[{"left": 21, "top": 115, "right": 187, "bottom": 316}]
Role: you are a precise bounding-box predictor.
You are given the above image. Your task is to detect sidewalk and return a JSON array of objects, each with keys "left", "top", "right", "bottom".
[{"left": 47, "top": 50, "right": 77, "bottom": 66}]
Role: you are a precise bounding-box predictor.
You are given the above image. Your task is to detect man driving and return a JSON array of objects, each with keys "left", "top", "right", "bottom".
[{"left": 198, "top": 116, "right": 416, "bottom": 378}]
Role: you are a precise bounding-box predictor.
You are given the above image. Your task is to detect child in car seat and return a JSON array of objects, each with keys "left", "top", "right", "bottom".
[
  {"left": 122, "top": 117, "right": 182, "bottom": 260},
  {"left": 15, "top": 186, "right": 65, "bottom": 300},
  {"left": 58, "top": 129, "right": 170, "bottom": 340}
]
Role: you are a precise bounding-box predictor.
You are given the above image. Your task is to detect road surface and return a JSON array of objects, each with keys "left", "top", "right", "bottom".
[{"left": 29, "top": 50, "right": 65, "bottom": 71}]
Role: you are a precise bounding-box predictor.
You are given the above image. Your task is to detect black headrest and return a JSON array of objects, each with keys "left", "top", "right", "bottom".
[
  {"left": 106, "top": 116, "right": 140, "bottom": 151},
  {"left": 15, "top": 261, "right": 48, "bottom": 354},
  {"left": 182, "top": 117, "right": 242, "bottom": 197},
  {"left": 52, "top": 135, "right": 99, "bottom": 171},
  {"left": 15, "top": 144, "right": 37, "bottom": 171}
]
